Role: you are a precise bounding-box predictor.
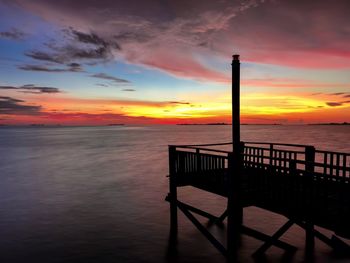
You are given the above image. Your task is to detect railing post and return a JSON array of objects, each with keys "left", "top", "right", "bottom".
[
  {"left": 269, "top": 144, "right": 274, "bottom": 167},
  {"left": 304, "top": 146, "right": 315, "bottom": 252},
  {"left": 169, "top": 146, "right": 178, "bottom": 232},
  {"left": 196, "top": 148, "right": 201, "bottom": 172},
  {"left": 240, "top": 141, "right": 245, "bottom": 166}
]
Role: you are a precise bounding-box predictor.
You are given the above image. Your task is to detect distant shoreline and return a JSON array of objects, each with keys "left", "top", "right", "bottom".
[
  {"left": 0, "top": 122, "right": 349, "bottom": 128},
  {"left": 177, "top": 123, "right": 282, "bottom": 125},
  {"left": 176, "top": 122, "right": 230, "bottom": 126},
  {"left": 308, "top": 122, "right": 349, "bottom": 126}
]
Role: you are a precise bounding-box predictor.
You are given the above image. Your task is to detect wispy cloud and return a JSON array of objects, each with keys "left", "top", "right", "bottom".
[
  {"left": 121, "top": 88, "right": 135, "bottom": 91},
  {"left": 0, "top": 84, "right": 61, "bottom": 94},
  {"left": 326, "top": 100, "right": 350, "bottom": 107},
  {"left": 0, "top": 96, "right": 41, "bottom": 115},
  {"left": 0, "top": 28, "right": 25, "bottom": 40},
  {"left": 18, "top": 63, "right": 83, "bottom": 72},
  {"left": 90, "top": 73, "right": 130, "bottom": 84},
  {"left": 24, "top": 28, "right": 120, "bottom": 66},
  {"left": 10, "top": 0, "right": 350, "bottom": 83},
  {"left": 326, "top": 102, "right": 343, "bottom": 107}
]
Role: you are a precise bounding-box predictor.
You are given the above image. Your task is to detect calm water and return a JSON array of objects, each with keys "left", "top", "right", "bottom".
[{"left": 0, "top": 125, "right": 349, "bottom": 263}]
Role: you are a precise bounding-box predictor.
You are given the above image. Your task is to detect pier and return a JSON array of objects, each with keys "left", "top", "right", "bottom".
[{"left": 166, "top": 56, "right": 350, "bottom": 260}]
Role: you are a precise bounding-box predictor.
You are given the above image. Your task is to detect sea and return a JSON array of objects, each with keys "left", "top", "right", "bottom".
[{"left": 0, "top": 125, "right": 349, "bottom": 263}]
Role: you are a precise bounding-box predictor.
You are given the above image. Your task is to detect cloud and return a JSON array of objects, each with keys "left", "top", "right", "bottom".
[
  {"left": 7, "top": 0, "right": 261, "bottom": 82},
  {"left": 0, "top": 96, "right": 41, "bottom": 115},
  {"left": 70, "top": 29, "right": 121, "bottom": 50},
  {"left": 326, "top": 100, "right": 350, "bottom": 107},
  {"left": 326, "top": 102, "right": 343, "bottom": 107},
  {"left": 0, "top": 84, "right": 61, "bottom": 94},
  {"left": 169, "top": 101, "right": 191, "bottom": 105},
  {"left": 67, "top": 63, "right": 83, "bottom": 71},
  {"left": 18, "top": 63, "right": 83, "bottom": 72},
  {"left": 6, "top": 0, "right": 350, "bottom": 85},
  {"left": 90, "top": 73, "right": 130, "bottom": 83},
  {"left": 0, "top": 28, "right": 25, "bottom": 40},
  {"left": 25, "top": 51, "right": 64, "bottom": 64},
  {"left": 122, "top": 88, "right": 135, "bottom": 91},
  {"left": 24, "top": 28, "right": 119, "bottom": 66}
]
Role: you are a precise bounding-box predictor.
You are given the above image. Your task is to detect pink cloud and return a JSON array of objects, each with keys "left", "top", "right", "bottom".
[{"left": 6, "top": 0, "right": 350, "bottom": 83}]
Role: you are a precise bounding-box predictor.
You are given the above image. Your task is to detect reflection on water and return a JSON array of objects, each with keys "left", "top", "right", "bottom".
[{"left": 0, "top": 125, "right": 349, "bottom": 263}]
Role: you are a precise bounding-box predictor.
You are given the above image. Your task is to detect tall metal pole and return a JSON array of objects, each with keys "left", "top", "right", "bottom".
[
  {"left": 231, "top": 54, "right": 241, "bottom": 153},
  {"left": 227, "top": 54, "right": 242, "bottom": 261}
]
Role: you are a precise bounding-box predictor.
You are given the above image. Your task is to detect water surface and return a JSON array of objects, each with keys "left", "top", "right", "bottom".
[{"left": 0, "top": 125, "right": 349, "bottom": 262}]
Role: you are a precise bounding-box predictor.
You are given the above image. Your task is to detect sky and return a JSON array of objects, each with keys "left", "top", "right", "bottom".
[{"left": 0, "top": 0, "right": 349, "bottom": 125}]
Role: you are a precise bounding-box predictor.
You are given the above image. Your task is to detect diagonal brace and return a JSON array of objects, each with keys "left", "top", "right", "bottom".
[{"left": 177, "top": 201, "right": 228, "bottom": 256}]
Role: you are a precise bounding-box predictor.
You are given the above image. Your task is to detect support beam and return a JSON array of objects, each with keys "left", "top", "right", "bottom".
[
  {"left": 177, "top": 201, "right": 228, "bottom": 257},
  {"left": 169, "top": 146, "right": 178, "bottom": 231},
  {"left": 217, "top": 209, "right": 228, "bottom": 222},
  {"left": 165, "top": 197, "right": 221, "bottom": 222}
]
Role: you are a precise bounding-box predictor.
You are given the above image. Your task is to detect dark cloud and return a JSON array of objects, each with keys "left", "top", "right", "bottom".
[
  {"left": 95, "top": 83, "right": 109, "bottom": 87},
  {"left": 8, "top": 0, "right": 350, "bottom": 83},
  {"left": 169, "top": 101, "right": 191, "bottom": 105},
  {"left": 0, "top": 28, "right": 25, "bottom": 40},
  {"left": 122, "top": 88, "right": 135, "bottom": 91},
  {"left": 0, "top": 96, "right": 41, "bottom": 115},
  {"left": 18, "top": 65, "right": 67, "bottom": 72},
  {"left": 70, "top": 29, "right": 121, "bottom": 50},
  {"left": 331, "top": 92, "right": 345, "bottom": 96},
  {"left": 0, "top": 84, "right": 61, "bottom": 94},
  {"left": 343, "top": 94, "right": 350, "bottom": 98},
  {"left": 18, "top": 63, "right": 83, "bottom": 72},
  {"left": 67, "top": 62, "right": 83, "bottom": 71},
  {"left": 326, "top": 102, "right": 343, "bottom": 107},
  {"left": 24, "top": 29, "right": 120, "bottom": 66},
  {"left": 90, "top": 73, "right": 130, "bottom": 83},
  {"left": 25, "top": 51, "right": 64, "bottom": 63}
]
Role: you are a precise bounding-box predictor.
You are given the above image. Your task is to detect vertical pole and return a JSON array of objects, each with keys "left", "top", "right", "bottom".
[
  {"left": 305, "top": 146, "right": 315, "bottom": 173},
  {"left": 169, "top": 146, "right": 178, "bottom": 232},
  {"left": 227, "top": 54, "right": 242, "bottom": 261},
  {"left": 305, "top": 146, "right": 315, "bottom": 252}
]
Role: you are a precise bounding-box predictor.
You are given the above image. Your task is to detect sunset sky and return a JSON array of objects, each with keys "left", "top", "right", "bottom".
[{"left": 0, "top": 0, "right": 349, "bottom": 125}]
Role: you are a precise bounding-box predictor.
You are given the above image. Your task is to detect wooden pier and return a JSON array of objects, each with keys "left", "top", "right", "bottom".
[{"left": 166, "top": 56, "right": 350, "bottom": 260}]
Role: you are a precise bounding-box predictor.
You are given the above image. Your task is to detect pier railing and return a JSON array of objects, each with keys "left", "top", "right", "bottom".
[
  {"left": 170, "top": 141, "right": 350, "bottom": 180},
  {"left": 169, "top": 141, "right": 350, "bottom": 235}
]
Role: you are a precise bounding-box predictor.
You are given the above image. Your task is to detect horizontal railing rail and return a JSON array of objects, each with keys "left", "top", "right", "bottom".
[{"left": 170, "top": 141, "right": 350, "bottom": 179}]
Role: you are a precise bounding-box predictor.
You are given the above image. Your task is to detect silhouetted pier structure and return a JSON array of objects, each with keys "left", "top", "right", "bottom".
[{"left": 166, "top": 55, "right": 350, "bottom": 260}]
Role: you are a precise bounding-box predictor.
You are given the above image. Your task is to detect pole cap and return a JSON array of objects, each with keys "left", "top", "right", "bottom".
[{"left": 232, "top": 54, "right": 240, "bottom": 61}]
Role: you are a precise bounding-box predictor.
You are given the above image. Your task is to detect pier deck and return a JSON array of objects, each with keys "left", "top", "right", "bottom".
[{"left": 167, "top": 141, "right": 350, "bottom": 258}]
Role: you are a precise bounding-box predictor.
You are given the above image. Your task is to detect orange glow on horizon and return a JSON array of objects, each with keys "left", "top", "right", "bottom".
[{"left": 1, "top": 89, "right": 349, "bottom": 125}]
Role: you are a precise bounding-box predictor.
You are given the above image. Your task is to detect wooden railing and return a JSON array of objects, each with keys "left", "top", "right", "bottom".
[
  {"left": 169, "top": 141, "right": 350, "bottom": 238},
  {"left": 170, "top": 141, "right": 350, "bottom": 179},
  {"left": 169, "top": 142, "right": 350, "bottom": 210}
]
